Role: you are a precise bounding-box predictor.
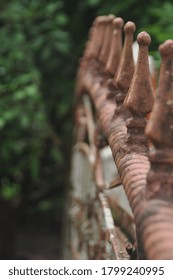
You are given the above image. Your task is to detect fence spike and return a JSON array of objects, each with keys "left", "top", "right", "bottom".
[
  {"left": 84, "top": 16, "right": 105, "bottom": 60},
  {"left": 105, "top": 17, "right": 124, "bottom": 76},
  {"left": 145, "top": 39, "right": 173, "bottom": 199},
  {"left": 113, "top": 21, "right": 136, "bottom": 100},
  {"left": 123, "top": 32, "right": 154, "bottom": 153},
  {"left": 145, "top": 39, "right": 173, "bottom": 149},
  {"left": 99, "top": 15, "right": 115, "bottom": 66},
  {"left": 92, "top": 16, "right": 108, "bottom": 60},
  {"left": 124, "top": 32, "right": 154, "bottom": 116}
]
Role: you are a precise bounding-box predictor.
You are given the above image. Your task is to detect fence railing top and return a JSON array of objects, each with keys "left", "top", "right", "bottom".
[{"left": 73, "top": 13, "right": 173, "bottom": 260}]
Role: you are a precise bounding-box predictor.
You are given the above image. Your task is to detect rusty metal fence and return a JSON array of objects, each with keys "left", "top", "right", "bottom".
[{"left": 67, "top": 15, "right": 173, "bottom": 260}]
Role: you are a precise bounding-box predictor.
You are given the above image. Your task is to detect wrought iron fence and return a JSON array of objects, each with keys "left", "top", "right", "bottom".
[{"left": 67, "top": 15, "right": 173, "bottom": 260}]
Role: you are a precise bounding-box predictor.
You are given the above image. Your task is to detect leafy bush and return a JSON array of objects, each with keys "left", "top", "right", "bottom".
[{"left": 0, "top": 0, "right": 72, "bottom": 213}]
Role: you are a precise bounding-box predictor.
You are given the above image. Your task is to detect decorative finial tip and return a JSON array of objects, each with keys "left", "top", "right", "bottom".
[
  {"left": 159, "top": 39, "right": 173, "bottom": 57},
  {"left": 94, "top": 16, "right": 105, "bottom": 25},
  {"left": 99, "top": 15, "right": 110, "bottom": 24},
  {"left": 107, "top": 14, "right": 116, "bottom": 22},
  {"left": 113, "top": 17, "right": 124, "bottom": 29},
  {"left": 137, "top": 32, "right": 151, "bottom": 46},
  {"left": 124, "top": 21, "right": 136, "bottom": 34}
]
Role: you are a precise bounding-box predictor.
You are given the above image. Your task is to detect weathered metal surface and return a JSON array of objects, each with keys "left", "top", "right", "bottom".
[
  {"left": 69, "top": 13, "right": 173, "bottom": 260},
  {"left": 114, "top": 21, "right": 136, "bottom": 103},
  {"left": 133, "top": 39, "right": 173, "bottom": 260},
  {"left": 106, "top": 17, "right": 124, "bottom": 76},
  {"left": 99, "top": 15, "right": 115, "bottom": 66}
]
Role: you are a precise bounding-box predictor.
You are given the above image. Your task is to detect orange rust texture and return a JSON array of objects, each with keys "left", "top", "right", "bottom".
[
  {"left": 137, "top": 39, "right": 173, "bottom": 259},
  {"left": 75, "top": 15, "right": 173, "bottom": 259},
  {"left": 106, "top": 17, "right": 124, "bottom": 76},
  {"left": 114, "top": 21, "right": 136, "bottom": 95}
]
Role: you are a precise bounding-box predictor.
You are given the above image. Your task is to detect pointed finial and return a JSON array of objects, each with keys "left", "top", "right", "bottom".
[
  {"left": 99, "top": 14, "right": 115, "bottom": 66},
  {"left": 105, "top": 17, "right": 124, "bottom": 76},
  {"left": 92, "top": 16, "right": 108, "bottom": 59},
  {"left": 76, "top": 16, "right": 105, "bottom": 96},
  {"left": 113, "top": 21, "right": 136, "bottom": 97},
  {"left": 145, "top": 40, "right": 173, "bottom": 199},
  {"left": 145, "top": 39, "right": 173, "bottom": 149},
  {"left": 123, "top": 32, "right": 154, "bottom": 153},
  {"left": 124, "top": 32, "right": 154, "bottom": 116},
  {"left": 83, "top": 16, "right": 104, "bottom": 59}
]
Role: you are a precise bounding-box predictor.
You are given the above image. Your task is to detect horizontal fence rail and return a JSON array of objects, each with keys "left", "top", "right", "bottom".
[{"left": 68, "top": 14, "right": 173, "bottom": 260}]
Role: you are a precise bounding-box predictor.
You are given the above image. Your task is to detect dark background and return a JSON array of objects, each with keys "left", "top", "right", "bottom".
[{"left": 0, "top": 0, "right": 172, "bottom": 259}]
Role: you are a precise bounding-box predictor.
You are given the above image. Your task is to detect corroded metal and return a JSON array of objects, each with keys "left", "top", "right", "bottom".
[
  {"left": 106, "top": 17, "right": 124, "bottom": 76},
  {"left": 134, "top": 40, "right": 173, "bottom": 260},
  {"left": 69, "top": 13, "right": 173, "bottom": 260},
  {"left": 113, "top": 21, "right": 136, "bottom": 103},
  {"left": 124, "top": 32, "right": 154, "bottom": 153},
  {"left": 99, "top": 15, "right": 115, "bottom": 66},
  {"left": 124, "top": 32, "right": 154, "bottom": 116},
  {"left": 145, "top": 39, "right": 173, "bottom": 199},
  {"left": 146, "top": 40, "right": 173, "bottom": 148},
  {"left": 99, "top": 192, "right": 129, "bottom": 260}
]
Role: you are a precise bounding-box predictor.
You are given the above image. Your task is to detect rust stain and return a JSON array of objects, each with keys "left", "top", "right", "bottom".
[{"left": 70, "top": 14, "right": 173, "bottom": 260}]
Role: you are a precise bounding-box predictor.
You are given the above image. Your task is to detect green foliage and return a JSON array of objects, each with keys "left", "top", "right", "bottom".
[
  {"left": 87, "top": 0, "right": 102, "bottom": 7},
  {"left": 143, "top": 2, "right": 173, "bottom": 44},
  {"left": 1, "top": 178, "right": 21, "bottom": 201},
  {"left": 0, "top": 0, "right": 72, "bottom": 209}
]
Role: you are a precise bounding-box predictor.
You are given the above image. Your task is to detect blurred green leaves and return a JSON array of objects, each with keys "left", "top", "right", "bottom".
[
  {"left": 1, "top": 178, "right": 21, "bottom": 201},
  {"left": 87, "top": 0, "right": 102, "bottom": 7},
  {"left": 144, "top": 2, "right": 173, "bottom": 43},
  {"left": 0, "top": 0, "right": 72, "bottom": 207}
]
